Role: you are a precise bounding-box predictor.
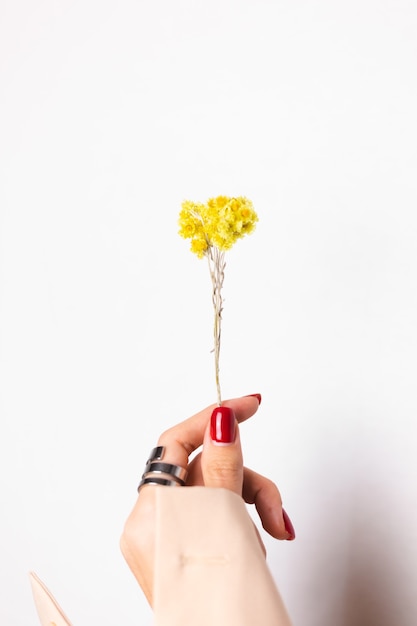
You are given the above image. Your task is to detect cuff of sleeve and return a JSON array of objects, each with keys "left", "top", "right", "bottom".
[{"left": 153, "top": 486, "right": 292, "bottom": 626}]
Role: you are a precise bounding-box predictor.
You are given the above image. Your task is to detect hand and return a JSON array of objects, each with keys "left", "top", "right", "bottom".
[{"left": 120, "top": 394, "right": 295, "bottom": 605}]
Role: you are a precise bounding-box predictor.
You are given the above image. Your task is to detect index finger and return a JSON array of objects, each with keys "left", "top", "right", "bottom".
[{"left": 156, "top": 394, "right": 261, "bottom": 470}]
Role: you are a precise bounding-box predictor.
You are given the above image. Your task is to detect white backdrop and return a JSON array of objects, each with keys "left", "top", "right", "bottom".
[{"left": 1, "top": 1, "right": 417, "bottom": 625}]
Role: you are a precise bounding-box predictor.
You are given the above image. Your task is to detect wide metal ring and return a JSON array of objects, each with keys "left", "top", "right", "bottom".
[
  {"left": 146, "top": 446, "right": 165, "bottom": 463},
  {"left": 138, "top": 476, "right": 182, "bottom": 492},
  {"left": 137, "top": 446, "right": 188, "bottom": 493},
  {"left": 143, "top": 461, "right": 188, "bottom": 483}
]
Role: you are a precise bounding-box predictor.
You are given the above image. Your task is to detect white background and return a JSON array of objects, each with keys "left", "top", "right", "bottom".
[{"left": 1, "top": 1, "right": 417, "bottom": 625}]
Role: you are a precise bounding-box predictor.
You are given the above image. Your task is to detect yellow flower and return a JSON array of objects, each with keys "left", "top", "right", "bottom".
[
  {"left": 178, "top": 195, "right": 258, "bottom": 257},
  {"left": 190, "top": 237, "right": 208, "bottom": 258},
  {"left": 178, "top": 194, "right": 259, "bottom": 405}
]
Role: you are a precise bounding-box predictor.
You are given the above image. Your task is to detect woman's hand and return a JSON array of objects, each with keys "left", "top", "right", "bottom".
[{"left": 120, "top": 394, "right": 295, "bottom": 605}]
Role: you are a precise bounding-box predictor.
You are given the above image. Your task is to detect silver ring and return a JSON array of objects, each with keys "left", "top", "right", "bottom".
[
  {"left": 137, "top": 446, "right": 188, "bottom": 493},
  {"left": 138, "top": 477, "right": 182, "bottom": 491},
  {"left": 143, "top": 461, "right": 188, "bottom": 483},
  {"left": 146, "top": 446, "right": 165, "bottom": 463}
]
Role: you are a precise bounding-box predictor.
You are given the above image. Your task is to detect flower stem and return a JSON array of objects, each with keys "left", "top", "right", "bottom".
[{"left": 207, "top": 246, "right": 225, "bottom": 406}]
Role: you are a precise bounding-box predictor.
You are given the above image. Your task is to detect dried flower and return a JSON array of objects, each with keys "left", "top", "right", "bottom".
[{"left": 179, "top": 196, "right": 258, "bottom": 405}]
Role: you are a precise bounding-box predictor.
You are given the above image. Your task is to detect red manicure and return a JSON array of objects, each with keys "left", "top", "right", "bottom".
[
  {"left": 282, "top": 508, "right": 296, "bottom": 541},
  {"left": 247, "top": 393, "right": 262, "bottom": 405},
  {"left": 210, "top": 406, "right": 236, "bottom": 444}
]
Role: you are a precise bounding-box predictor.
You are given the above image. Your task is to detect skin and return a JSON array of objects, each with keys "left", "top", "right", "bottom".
[{"left": 120, "top": 395, "right": 291, "bottom": 606}]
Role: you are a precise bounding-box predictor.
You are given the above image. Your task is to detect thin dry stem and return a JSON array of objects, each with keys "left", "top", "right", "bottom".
[{"left": 207, "top": 246, "right": 226, "bottom": 406}]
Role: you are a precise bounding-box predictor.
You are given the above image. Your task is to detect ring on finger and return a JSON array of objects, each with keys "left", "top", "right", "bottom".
[{"left": 137, "top": 446, "right": 188, "bottom": 493}]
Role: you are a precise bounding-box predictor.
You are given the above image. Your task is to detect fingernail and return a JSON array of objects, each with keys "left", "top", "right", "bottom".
[
  {"left": 246, "top": 393, "right": 262, "bottom": 405},
  {"left": 210, "top": 406, "right": 236, "bottom": 444},
  {"left": 282, "top": 508, "right": 296, "bottom": 541}
]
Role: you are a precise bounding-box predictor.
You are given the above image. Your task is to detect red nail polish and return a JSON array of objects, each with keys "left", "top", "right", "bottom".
[
  {"left": 210, "top": 406, "right": 236, "bottom": 444},
  {"left": 282, "top": 508, "right": 296, "bottom": 541},
  {"left": 247, "top": 393, "right": 262, "bottom": 405}
]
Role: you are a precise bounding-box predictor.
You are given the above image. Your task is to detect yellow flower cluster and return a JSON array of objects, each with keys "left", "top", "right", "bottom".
[{"left": 178, "top": 196, "right": 258, "bottom": 258}]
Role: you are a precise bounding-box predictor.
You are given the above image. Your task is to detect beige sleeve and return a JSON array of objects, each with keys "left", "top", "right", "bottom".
[
  {"left": 153, "top": 487, "right": 292, "bottom": 626},
  {"left": 29, "top": 487, "right": 292, "bottom": 626},
  {"left": 29, "top": 571, "right": 73, "bottom": 626}
]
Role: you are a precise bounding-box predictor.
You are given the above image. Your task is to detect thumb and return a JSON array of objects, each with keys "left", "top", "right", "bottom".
[{"left": 200, "top": 406, "right": 243, "bottom": 494}]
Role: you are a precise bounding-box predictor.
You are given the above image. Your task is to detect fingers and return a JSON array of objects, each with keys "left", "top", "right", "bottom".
[
  {"left": 156, "top": 395, "right": 261, "bottom": 470},
  {"left": 187, "top": 459, "right": 296, "bottom": 541},
  {"left": 141, "top": 394, "right": 296, "bottom": 540},
  {"left": 243, "top": 467, "right": 295, "bottom": 541},
  {"left": 200, "top": 406, "right": 243, "bottom": 494}
]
